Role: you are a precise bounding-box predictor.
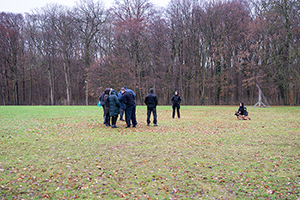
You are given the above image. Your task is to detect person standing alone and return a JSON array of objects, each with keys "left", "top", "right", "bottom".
[
  {"left": 144, "top": 88, "right": 158, "bottom": 126},
  {"left": 171, "top": 90, "right": 182, "bottom": 118}
]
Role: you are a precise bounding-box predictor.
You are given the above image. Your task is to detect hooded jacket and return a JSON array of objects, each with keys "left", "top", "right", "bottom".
[
  {"left": 104, "top": 88, "right": 111, "bottom": 114},
  {"left": 109, "top": 89, "right": 120, "bottom": 116},
  {"left": 144, "top": 91, "right": 158, "bottom": 109}
]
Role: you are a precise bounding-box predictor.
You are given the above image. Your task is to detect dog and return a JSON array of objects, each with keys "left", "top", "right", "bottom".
[{"left": 235, "top": 111, "right": 251, "bottom": 120}]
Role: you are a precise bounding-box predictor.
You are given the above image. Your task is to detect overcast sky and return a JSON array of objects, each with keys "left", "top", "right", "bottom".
[{"left": 0, "top": 0, "right": 169, "bottom": 14}]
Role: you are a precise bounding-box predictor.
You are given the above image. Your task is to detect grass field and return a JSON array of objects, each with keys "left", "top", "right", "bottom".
[{"left": 0, "top": 106, "right": 299, "bottom": 199}]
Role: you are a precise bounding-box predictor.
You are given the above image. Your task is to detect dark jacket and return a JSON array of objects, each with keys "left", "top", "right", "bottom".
[
  {"left": 118, "top": 91, "right": 126, "bottom": 109},
  {"left": 171, "top": 94, "right": 182, "bottom": 105},
  {"left": 238, "top": 102, "right": 248, "bottom": 116},
  {"left": 104, "top": 88, "right": 111, "bottom": 114},
  {"left": 109, "top": 90, "right": 120, "bottom": 116},
  {"left": 99, "top": 92, "right": 105, "bottom": 106},
  {"left": 122, "top": 91, "right": 136, "bottom": 107},
  {"left": 144, "top": 92, "right": 158, "bottom": 109}
]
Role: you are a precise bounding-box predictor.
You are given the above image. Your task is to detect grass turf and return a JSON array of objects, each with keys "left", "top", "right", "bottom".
[{"left": 0, "top": 106, "right": 299, "bottom": 199}]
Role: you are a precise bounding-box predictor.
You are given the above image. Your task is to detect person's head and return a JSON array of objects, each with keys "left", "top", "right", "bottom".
[
  {"left": 175, "top": 90, "right": 178, "bottom": 95},
  {"left": 150, "top": 88, "right": 154, "bottom": 93},
  {"left": 240, "top": 102, "right": 244, "bottom": 107},
  {"left": 110, "top": 89, "right": 117, "bottom": 95},
  {"left": 105, "top": 88, "right": 111, "bottom": 94},
  {"left": 121, "top": 87, "right": 125, "bottom": 94}
]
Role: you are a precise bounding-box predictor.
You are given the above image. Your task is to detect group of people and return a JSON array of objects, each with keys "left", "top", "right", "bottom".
[
  {"left": 99, "top": 88, "right": 182, "bottom": 128},
  {"left": 99, "top": 87, "right": 249, "bottom": 127},
  {"left": 99, "top": 87, "right": 137, "bottom": 128}
]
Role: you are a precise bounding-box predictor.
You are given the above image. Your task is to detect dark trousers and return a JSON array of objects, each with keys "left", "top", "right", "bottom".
[
  {"left": 119, "top": 108, "right": 124, "bottom": 120},
  {"left": 102, "top": 106, "right": 106, "bottom": 124},
  {"left": 147, "top": 107, "right": 157, "bottom": 125},
  {"left": 111, "top": 115, "right": 118, "bottom": 125},
  {"left": 125, "top": 105, "right": 137, "bottom": 127},
  {"left": 172, "top": 104, "right": 180, "bottom": 118},
  {"left": 105, "top": 113, "right": 110, "bottom": 126}
]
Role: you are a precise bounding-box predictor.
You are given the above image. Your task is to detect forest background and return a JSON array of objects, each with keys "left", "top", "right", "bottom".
[{"left": 1, "top": 0, "right": 300, "bottom": 106}]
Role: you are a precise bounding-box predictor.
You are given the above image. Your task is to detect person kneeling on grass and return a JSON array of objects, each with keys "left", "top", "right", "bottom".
[
  {"left": 108, "top": 89, "right": 120, "bottom": 128},
  {"left": 238, "top": 102, "right": 248, "bottom": 117}
]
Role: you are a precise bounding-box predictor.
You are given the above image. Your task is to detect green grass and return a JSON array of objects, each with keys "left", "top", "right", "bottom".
[{"left": 0, "top": 106, "right": 299, "bottom": 199}]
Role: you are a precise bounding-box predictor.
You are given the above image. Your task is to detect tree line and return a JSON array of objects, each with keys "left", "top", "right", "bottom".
[{"left": 1, "top": 0, "right": 300, "bottom": 105}]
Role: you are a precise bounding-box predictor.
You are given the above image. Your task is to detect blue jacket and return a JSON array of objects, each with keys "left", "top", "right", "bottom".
[
  {"left": 118, "top": 91, "right": 126, "bottom": 109},
  {"left": 124, "top": 87, "right": 136, "bottom": 98}
]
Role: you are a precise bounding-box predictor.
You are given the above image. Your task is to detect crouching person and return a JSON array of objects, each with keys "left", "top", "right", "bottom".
[
  {"left": 109, "top": 89, "right": 120, "bottom": 128},
  {"left": 235, "top": 102, "right": 251, "bottom": 120},
  {"left": 238, "top": 102, "right": 248, "bottom": 117}
]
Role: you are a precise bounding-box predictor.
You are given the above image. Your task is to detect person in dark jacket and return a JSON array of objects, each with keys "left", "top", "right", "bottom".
[
  {"left": 117, "top": 90, "right": 126, "bottom": 121},
  {"left": 124, "top": 87, "right": 136, "bottom": 97},
  {"left": 171, "top": 90, "right": 182, "bottom": 118},
  {"left": 118, "top": 87, "right": 136, "bottom": 122},
  {"left": 104, "top": 88, "right": 111, "bottom": 126},
  {"left": 121, "top": 88, "right": 137, "bottom": 128},
  {"left": 238, "top": 102, "right": 248, "bottom": 116},
  {"left": 144, "top": 88, "right": 158, "bottom": 126},
  {"left": 99, "top": 91, "right": 106, "bottom": 124},
  {"left": 109, "top": 89, "right": 120, "bottom": 128}
]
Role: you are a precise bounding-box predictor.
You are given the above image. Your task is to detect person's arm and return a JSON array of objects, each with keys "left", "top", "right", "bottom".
[
  {"left": 122, "top": 94, "right": 127, "bottom": 105},
  {"left": 155, "top": 95, "right": 158, "bottom": 106},
  {"left": 171, "top": 96, "right": 174, "bottom": 104},
  {"left": 105, "top": 97, "right": 109, "bottom": 108},
  {"left": 118, "top": 92, "right": 123, "bottom": 102},
  {"left": 144, "top": 96, "right": 147, "bottom": 105},
  {"left": 238, "top": 107, "right": 244, "bottom": 115},
  {"left": 115, "top": 96, "right": 120, "bottom": 107},
  {"left": 99, "top": 92, "right": 104, "bottom": 100},
  {"left": 132, "top": 90, "right": 136, "bottom": 99},
  {"left": 178, "top": 96, "right": 182, "bottom": 104}
]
